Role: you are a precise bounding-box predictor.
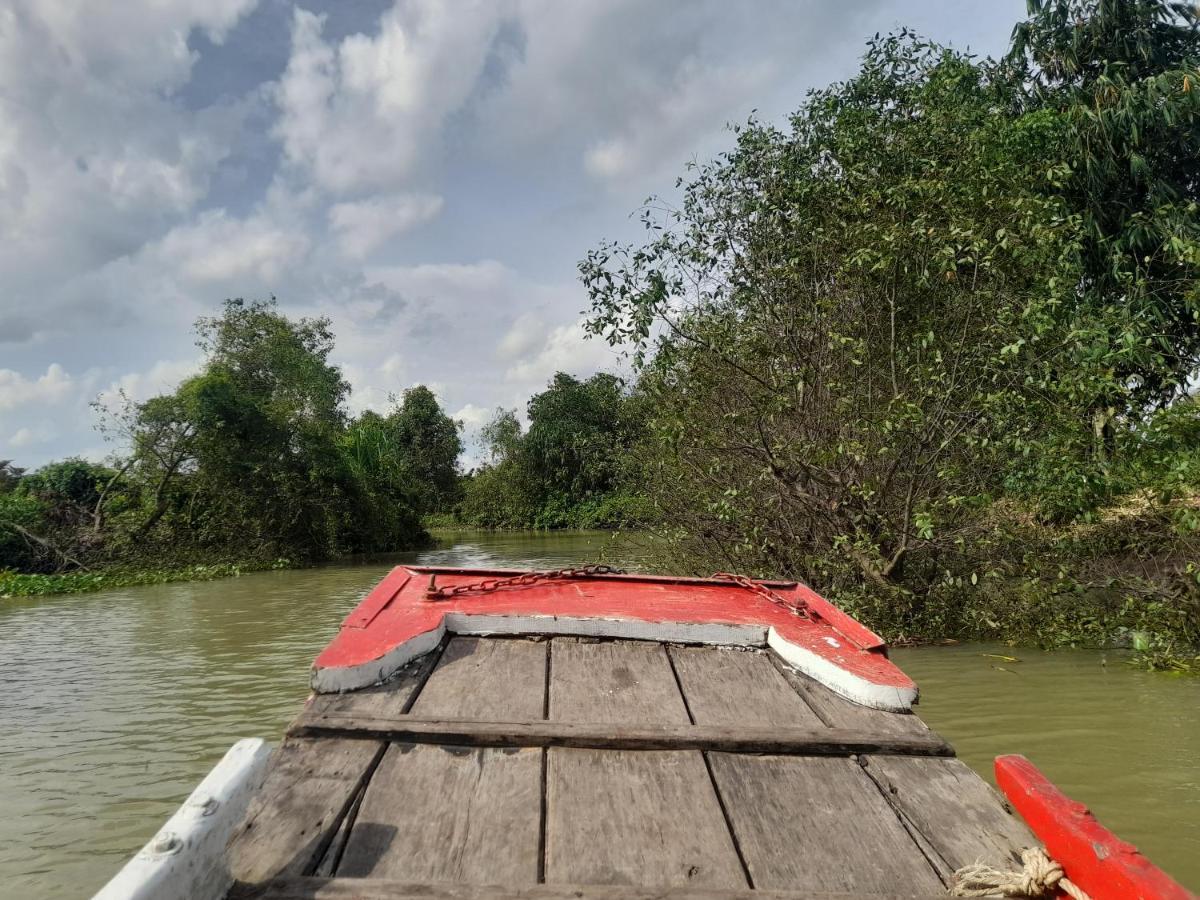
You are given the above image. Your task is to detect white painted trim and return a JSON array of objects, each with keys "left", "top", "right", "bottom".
[
  {"left": 310, "top": 612, "right": 916, "bottom": 713},
  {"left": 310, "top": 614, "right": 763, "bottom": 693},
  {"left": 767, "top": 627, "right": 917, "bottom": 712},
  {"left": 446, "top": 612, "right": 766, "bottom": 648},
  {"left": 93, "top": 738, "right": 273, "bottom": 900},
  {"left": 311, "top": 622, "right": 445, "bottom": 694}
]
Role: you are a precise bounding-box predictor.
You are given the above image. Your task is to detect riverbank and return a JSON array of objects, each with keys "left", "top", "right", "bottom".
[{"left": 0, "top": 558, "right": 295, "bottom": 598}]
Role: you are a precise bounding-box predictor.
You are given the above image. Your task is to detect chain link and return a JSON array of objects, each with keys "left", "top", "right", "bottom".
[
  {"left": 712, "top": 571, "right": 809, "bottom": 617},
  {"left": 424, "top": 563, "right": 627, "bottom": 601}
]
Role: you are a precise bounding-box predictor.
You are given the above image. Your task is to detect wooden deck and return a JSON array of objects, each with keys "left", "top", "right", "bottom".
[{"left": 225, "top": 636, "right": 1036, "bottom": 899}]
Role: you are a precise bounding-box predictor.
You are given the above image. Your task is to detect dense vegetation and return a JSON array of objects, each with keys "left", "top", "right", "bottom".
[
  {"left": 579, "top": 0, "right": 1200, "bottom": 663},
  {"left": 452, "top": 373, "right": 649, "bottom": 530},
  {"left": 1, "top": 299, "right": 462, "bottom": 584}
]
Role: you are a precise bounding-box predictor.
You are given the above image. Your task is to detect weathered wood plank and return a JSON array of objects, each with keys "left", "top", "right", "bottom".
[
  {"left": 669, "top": 646, "right": 825, "bottom": 727},
  {"left": 409, "top": 636, "right": 547, "bottom": 721},
  {"left": 290, "top": 714, "right": 954, "bottom": 757},
  {"left": 227, "top": 738, "right": 385, "bottom": 886},
  {"left": 707, "top": 753, "right": 944, "bottom": 893},
  {"left": 861, "top": 755, "right": 1036, "bottom": 872},
  {"left": 336, "top": 743, "right": 542, "bottom": 883},
  {"left": 546, "top": 748, "right": 747, "bottom": 889},
  {"left": 548, "top": 638, "right": 688, "bottom": 724},
  {"left": 234, "top": 874, "right": 954, "bottom": 899},
  {"left": 300, "top": 649, "right": 441, "bottom": 729},
  {"left": 769, "top": 653, "right": 930, "bottom": 736}
]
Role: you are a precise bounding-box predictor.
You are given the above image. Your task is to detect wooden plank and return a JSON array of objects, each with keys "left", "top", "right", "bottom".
[
  {"left": 235, "top": 875, "right": 955, "bottom": 899},
  {"left": 301, "top": 648, "right": 440, "bottom": 727},
  {"left": 409, "top": 636, "right": 547, "bottom": 721},
  {"left": 545, "top": 748, "right": 747, "bottom": 889},
  {"left": 862, "top": 756, "right": 1038, "bottom": 873},
  {"left": 336, "top": 743, "right": 542, "bottom": 883},
  {"left": 769, "top": 652, "right": 930, "bottom": 737},
  {"left": 291, "top": 714, "right": 954, "bottom": 758},
  {"left": 549, "top": 638, "right": 688, "bottom": 724},
  {"left": 227, "top": 737, "right": 385, "bottom": 886},
  {"left": 668, "top": 646, "right": 825, "bottom": 727},
  {"left": 707, "top": 753, "right": 944, "bottom": 893}
]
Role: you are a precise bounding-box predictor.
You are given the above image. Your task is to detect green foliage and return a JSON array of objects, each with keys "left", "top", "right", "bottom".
[
  {"left": 580, "top": 6, "right": 1200, "bottom": 667},
  {"left": 385, "top": 386, "right": 463, "bottom": 512},
  {"left": 0, "top": 558, "right": 293, "bottom": 598},
  {"left": 0, "top": 491, "right": 52, "bottom": 572},
  {"left": 4, "top": 299, "right": 466, "bottom": 581},
  {"left": 1010, "top": 0, "right": 1200, "bottom": 405},
  {"left": 0, "top": 460, "right": 26, "bottom": 492},
  {"left": 455, "top": 373, "right": 648, "bottom": 530},
  {"left": 584, "top": 32, "right": 1088, "bottom": 588}
]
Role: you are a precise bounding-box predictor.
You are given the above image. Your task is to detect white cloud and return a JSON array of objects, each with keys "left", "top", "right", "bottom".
[
  {"left": 496, "top": 313, "right": 546, "bottom": 361},
  {"left": 9, "top": 427, "right": 44, "bottom": 449},
  {"left": 0, "top": 0, "right": 258, "bottom": 301},
  {"left": 329, "top": 193, "right": 443, "bottom": 259},
  {"left": 0, "top": 364, "right": 79, "bottom": 412},
  {"left": 100, "top": 358, "right": 202, "bottom": 407},
  {"left": 452, "top": 403, "right": 493, "bottom": 429},
  {"left": 582, "top": 58, "right": 772, "bottom": 180},
  {"left": 505, "top": 319, "right": 622, "bottom": 385},
  {"left": 275, "top": 3, "right": 501, "bottom": 194},
  {"left": 154, "top": 209, "right": 310, "bottom": 282}
]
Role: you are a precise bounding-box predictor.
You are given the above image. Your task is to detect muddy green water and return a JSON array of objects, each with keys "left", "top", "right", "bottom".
[{"left": 1, "top": 531, "right": 1196, "bottom": 898}]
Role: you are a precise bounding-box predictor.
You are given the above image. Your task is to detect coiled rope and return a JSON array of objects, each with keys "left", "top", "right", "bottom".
[{"left": 952, "top": 847, "right": 1091, "bottom": 899}]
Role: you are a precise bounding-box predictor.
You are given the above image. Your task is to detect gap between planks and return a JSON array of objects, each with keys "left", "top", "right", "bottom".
[{"left": 664, "top": 645, "right": 756, "bottom": 890}]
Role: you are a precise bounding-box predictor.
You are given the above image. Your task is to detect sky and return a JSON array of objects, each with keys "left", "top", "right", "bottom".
[{"left": 0, "top": 0, "right": 1024, "bottom": 469}]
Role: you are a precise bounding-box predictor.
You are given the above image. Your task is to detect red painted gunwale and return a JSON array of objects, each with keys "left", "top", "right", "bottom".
[
  {"left": 995, "top": 755, "right": 1196, "bottom": 900},
  {"left": 312, "top": 565, "right": 916, "bottom": 710}
]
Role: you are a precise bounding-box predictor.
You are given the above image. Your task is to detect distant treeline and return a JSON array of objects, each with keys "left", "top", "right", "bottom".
[
  {"left": 1, "top": 299, "right": 463, "bottom": 572},
  {"left": 451, "top": 373, "right": 650, "bottom": 530},
  {"left": 0, "top": 299, "right": 649, "bottom": 577}
]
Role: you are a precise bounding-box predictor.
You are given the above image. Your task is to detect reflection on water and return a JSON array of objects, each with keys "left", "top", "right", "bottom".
[{"left": 0, "top": 530, "right": 1195, "bottom": 897}]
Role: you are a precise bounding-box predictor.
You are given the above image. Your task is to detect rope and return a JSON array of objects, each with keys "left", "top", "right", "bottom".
[{"left": 952, "top": 847, "right": 1091, "bottom": 899}]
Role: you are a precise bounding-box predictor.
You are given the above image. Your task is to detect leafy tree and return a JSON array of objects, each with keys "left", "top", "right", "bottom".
[
  {"left": 385, "top": 386, "right": 462, "bottom": 513},
  {"left": 457, "top": 374, "right": 646, "bottom": 529},
  {"left": 0, "top": 460, "right": 25, "bottom": 492},
  {"left": 582, "top": 34, "right": 1087, "bottom": 587},
  {"left": 1009, "top": 0, "right": 1200, "bottom": 413}
]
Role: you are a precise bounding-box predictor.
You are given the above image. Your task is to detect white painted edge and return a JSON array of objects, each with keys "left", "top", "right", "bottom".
[
  {"left": 311, "top": 621, "right": 445, "bottom": 693},
  {"left": 92, "top": 738, "right": 273, "bottom": 900},
  {"left": 310, "top": 614, "right": 764, "bottom": 694},
  {"left": 446, "top": 612, "right": 766, "bottom": 648},
  {"left": 309, "top": 612, "right": 916, "bottom": 712},
  {"left": 767, "top": 627, "right": 917, "bottom": 712}
]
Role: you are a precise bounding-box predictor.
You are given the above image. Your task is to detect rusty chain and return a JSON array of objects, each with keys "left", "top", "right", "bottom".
[
  {"left": 712, "top": 571, "right": 809, "bottom": 617},
  {"left": 424, "top": 563, "right": 627, "bottom": 601}
]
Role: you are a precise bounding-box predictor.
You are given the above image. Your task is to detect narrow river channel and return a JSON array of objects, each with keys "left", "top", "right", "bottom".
[{"left": 1, "top": 530, "right": 1197, "bottom": 897}]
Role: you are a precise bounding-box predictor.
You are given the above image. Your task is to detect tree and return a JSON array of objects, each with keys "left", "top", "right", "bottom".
[
  {"left": 1009, "top": 0, "right": 1200, "bottom": 412},
  {"left": 457, "top": 374, "right": 646, "bottom": 528},
  {"left": 582, "top": 33, "right": 1087, "bottom": 586},
  {"left": 385, "top": 386, "right": 462, "bottom": 513},
  {"left": 146, "top": 298, "right": 360, "bottom": 560},
  {"left": 0, "top": 460, "right": 25, "bottom": 492}
]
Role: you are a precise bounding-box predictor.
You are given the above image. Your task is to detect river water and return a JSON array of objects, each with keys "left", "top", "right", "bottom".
[{"left": 1, "top": 530, "right": 1196, "bottom": 897}]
